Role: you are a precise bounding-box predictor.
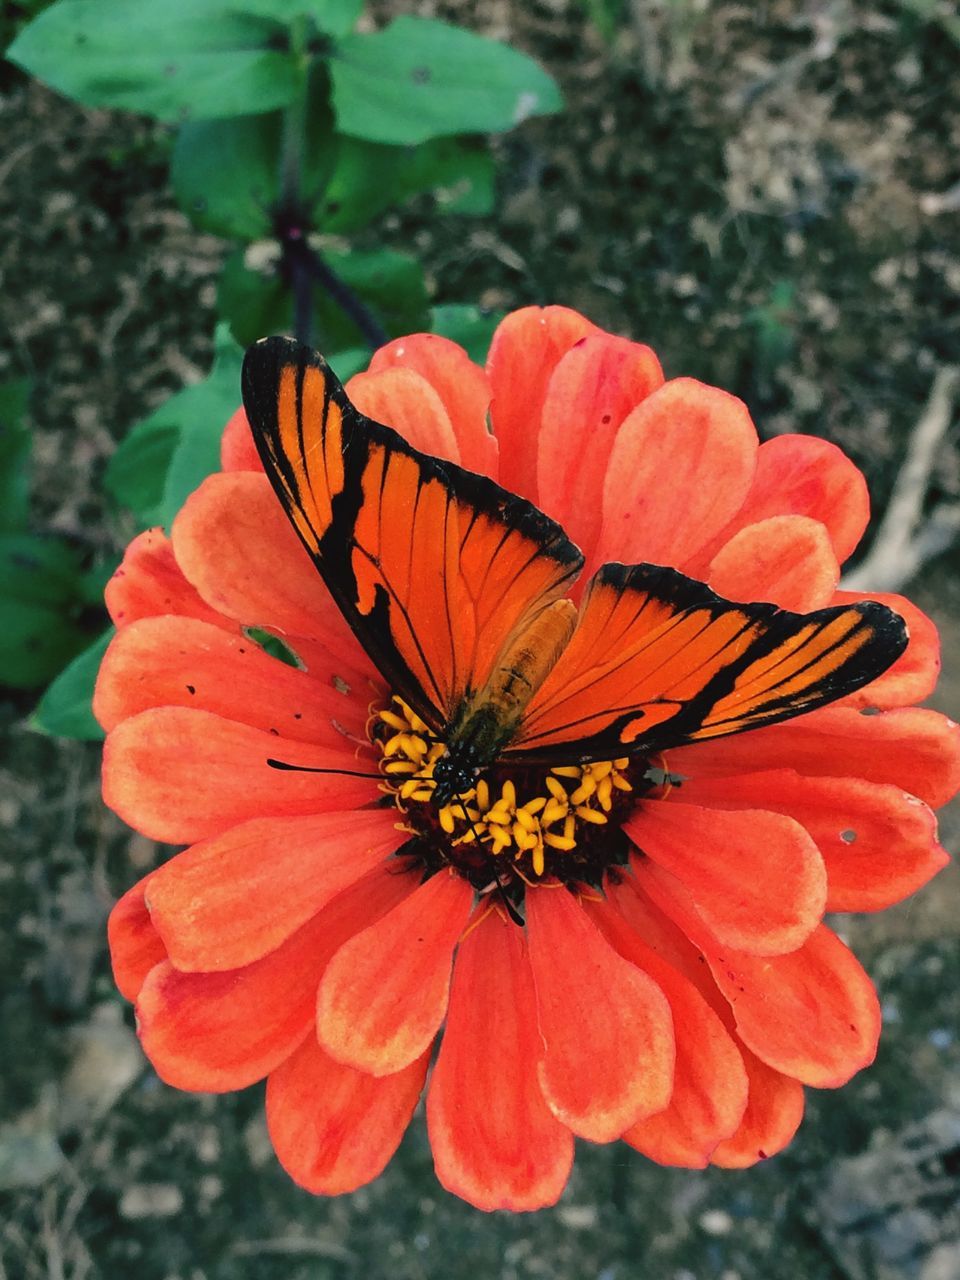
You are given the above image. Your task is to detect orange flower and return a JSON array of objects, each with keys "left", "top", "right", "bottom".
[{"left": 97, "top": 306, "right": 959, "bottom": 1210}]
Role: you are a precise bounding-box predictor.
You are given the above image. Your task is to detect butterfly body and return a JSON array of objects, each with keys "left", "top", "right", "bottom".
[{"left": 242, "top": 336, "right": 908, "bottom": 885}]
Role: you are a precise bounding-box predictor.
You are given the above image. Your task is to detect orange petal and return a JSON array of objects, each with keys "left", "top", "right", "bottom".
[
  {"left": 103, "top": 707, "right": 380, "bottom": 844},
  {"left": 427, "top": 907, "right": 575, "bottom": 1211},
  {"left": 93, "top": 615, "right": 370, "bottom": 748},
  {"left": 672, "top": 769, "right": 948, "bottom": 912},
  {"left": 486, "top": 305, "right": 598, "bottom": 503},
  {"left": 105, "top": 528, "right": 239, "bottom": 632},
  {"left": 626, "top": 801, "right": 826, "bottom": 954},
  {"left": 595, "top": 378, "right": 757, "bottom": 572},
  {"left": 635, "top": 862, "right": 881, "bottom": 1088},
  {"left": 729, "top": 434, "right": 869, "bottom": 566},
  {"left": 108, "top": 877, "right": 167, "bottom": 1001},
  {"left": 710, "top": 1049, "right": 804, "bottom": 1168},
  {"left": 317, "top": 871, "right": 474, "bottom": 1076},
  {"left": 525, "top": 885, "right": 674, "bottom": 1142},
  {"left": 536, "top": 333, "right": 663, "bottom": 564},
  {"left": 670, "top": 704, "right": 960, "bottom": 811},
  {"left": 346, "top": 367, "right": 461, "bottom": 463},
  {"left": 145, "top": 808, "right": 402, "bottom": 971},
  {"left": 832, "top": 590, "right": 940, "bottom": 709},
  {"left": 135, "top": 862, "right": 416, "bottom": 1092},
  {"left": 707, "top": 515, "right": 839, "bottom": 611},
  {"left": 586, "top": 897, "right": 748, "bottom": 1168},
  {"left": 368, "top": 334, "right": 496, "bottom": 478},
  {"left": 171, "top": 471, "right": 372, "bottom": 671},
  {"left": 267, "top": 1032, "right": 428, "bottom": 1195},
  {"left": 220, "top": 406, "right": 263, "bottom": 472}
]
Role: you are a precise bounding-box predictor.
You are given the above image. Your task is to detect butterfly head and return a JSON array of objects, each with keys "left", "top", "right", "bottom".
[{"left": 431, "top": 751, "right": 483, "bottom": 808}]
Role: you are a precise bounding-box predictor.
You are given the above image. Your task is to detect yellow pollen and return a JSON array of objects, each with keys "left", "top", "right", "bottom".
[{"left": 373, "top": 697, "right": 635, "bottom": 879}]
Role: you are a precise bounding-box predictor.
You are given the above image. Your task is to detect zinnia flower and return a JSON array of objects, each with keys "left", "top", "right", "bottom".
[{"left": 97, "top": 306, "right": 959, "bottom": 1211}]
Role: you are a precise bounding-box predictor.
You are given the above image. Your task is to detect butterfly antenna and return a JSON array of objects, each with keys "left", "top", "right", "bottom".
[{"left": 266, "top": 758, "right": 385, "bottom": 780}]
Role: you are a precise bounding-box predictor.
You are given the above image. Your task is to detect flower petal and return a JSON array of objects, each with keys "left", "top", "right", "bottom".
[
  {"left": 317, "top": 871, "right": 474, "bottom": 1076},
  {"left": 672, "top": 770, "right": 948, "bottom": 912},
  {"left": 670, "top": 705, "right": 960, "bottom": 811},
  {"left": 108, "top": 877, "right": 167, "bottom": 1001},
  {"left": 525, "top": 885, "right": 674, "bottom": 1142},
  {"left": 626, "top": 801, "right": 826, "bottom": 954},
  {"left": 171, "top": 471, "right": 372, "bottom": 671},
  {"left": 93, "top": 615, "right": 370, "bottom": 748},
  {"left": 105, "top": 528, "right": 238, "bottom": 632},
  {"left": 536, "top": 333, "right": 663, "bottom": 564},
  {"left": 710, "top": 1050, "right": 805, "bottom": 1168},
  {"left": 267, "top": 1032, "right": 428, "bottom": 1196},
  {"left": 346, "top": 367, "right": 461, "bottom": 463},
  {"left": 707, "top": 515, "right": 839, "bottom": 611},
  {"left": 486, "top": 305, "right": 598, "bottom": 503},
  {"left": 220, "top": 406, "right": 263, "bottom": 472},
  {"left": 427, "top": 908, "right": 574, "bottom": 1211},
  {"left": 586, "top": 896, "right": 748, "bottom": 1168},
  {"left": 103, "top": 707, "right": 380, "bottom": 844},
  {"left": 595, "top": 378, "right": 758, "bottom": 572},
  {"left": 728, "top": 434, "right": 870, "bottom": 565},
  {"left": 832, "top": 590, "right": 940, "bottom": 709},
  {"left": 145, "top": 808, "right": 402, "bottom": 971},
  {"left": 135, "top": 862, "right": 415, "bottom": 1092},
  {"left": 367, "top": 334, "right": 496, "bottom": 477},
  {"left": 635, "top": 862, "right": 881, "bottom": 1087}
]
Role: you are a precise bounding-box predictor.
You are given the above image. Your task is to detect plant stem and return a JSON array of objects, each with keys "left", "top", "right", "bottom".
[{"left": 275, "top": 19, "right": 387, "bottom": 351}]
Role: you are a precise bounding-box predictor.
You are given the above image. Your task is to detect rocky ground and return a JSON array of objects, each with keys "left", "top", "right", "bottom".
[{"left": 1, "top": 2, "right": 959, "bottom": 1277}]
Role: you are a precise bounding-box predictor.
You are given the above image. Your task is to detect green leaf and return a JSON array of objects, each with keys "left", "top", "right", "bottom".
[
  {"left": 103, "top": 415, "right": 180, "bottom": 524},
  {"left": 8, "top": 0, "right": 299, "bottom": 121},
  {"left": 171, "top": 65, "right": 337, "bottom": 240},
  {"left": 0, "top": 534, "right": 90, "bottom": 689},
  {"left": 325, "top": 348, "right": 369, "bottom": 381},
  {"left": 319, "top": 135, "right": 494, "bottom": 231},
  {"left": 241, "top": 0, "right": 362, "bottom": 37},
  {"left": 31, "top": 627, "right": 113, "bottom": 740},
  {"left": 0, "top": 377, "right": 32, "bottom": 532},
  {"left": 218, "top": 245, "right": 429, "bottom": 351},
  {"left": 172, "top": 115, "right": 278, "bottom": 240},
  {"left": 331, "top": 16, "right": 562, "bottom": 145},
  {"left": 430, "top": 304, "right": 504, "bottom": 364},
  {"left": 159, "top": 326, "right": 245, "bottom": 526}
]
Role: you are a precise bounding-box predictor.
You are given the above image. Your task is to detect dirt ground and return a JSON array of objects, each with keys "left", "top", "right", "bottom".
[{"left": 2, "top": 2, "right": 959, "bottom": 1277}]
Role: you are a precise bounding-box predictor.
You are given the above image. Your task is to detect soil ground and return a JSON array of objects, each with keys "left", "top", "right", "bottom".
[{"left": 2, "top": 2, "right": 959, "bottom": 1278}]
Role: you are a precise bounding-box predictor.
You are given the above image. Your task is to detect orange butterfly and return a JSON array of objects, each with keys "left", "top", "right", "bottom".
[{"left": 240, "top": 337, "right": 907, "bottom": 809}]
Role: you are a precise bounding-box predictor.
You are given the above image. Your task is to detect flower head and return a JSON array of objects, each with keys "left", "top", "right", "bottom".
[{"left": 97, "top": 306, "right": 959, "bottom": 1210}]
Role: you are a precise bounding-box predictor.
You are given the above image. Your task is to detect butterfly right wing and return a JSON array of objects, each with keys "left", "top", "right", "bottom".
[
  {"left": 241, "top": 337, "right": 584, "bottom": 731},
  {"left": 510, "top": 562, "right": 907, "bottom": 762}
]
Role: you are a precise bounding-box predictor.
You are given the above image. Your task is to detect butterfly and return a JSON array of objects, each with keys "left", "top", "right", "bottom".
[{"left": 240, "top": 336, "right": 907, "bottom": 808}]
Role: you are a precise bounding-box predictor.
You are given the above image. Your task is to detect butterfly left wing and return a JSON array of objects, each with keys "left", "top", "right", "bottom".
[
  {"left": 509, "top": 562, "right": 907, "bottom": 762},
  {"left": 241, "top": 336, "right": 584, "bottom": 731}
]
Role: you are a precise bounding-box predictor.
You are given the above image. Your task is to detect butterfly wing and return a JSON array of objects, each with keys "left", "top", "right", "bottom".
[
  {"left": 241, "top": 337, "right": 584, "bottom": 730},
  {"left": 510, "top": 562, "right": 907, "bottom": 761}
]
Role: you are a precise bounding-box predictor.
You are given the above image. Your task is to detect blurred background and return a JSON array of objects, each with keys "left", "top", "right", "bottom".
[{"left": 1, "top": 1, "right": 958, "bottom": 1277}]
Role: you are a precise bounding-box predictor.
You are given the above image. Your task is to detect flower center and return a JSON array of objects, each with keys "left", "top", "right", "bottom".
[{"left": 373, "top": 697, "right": 660, "bottom": 897}]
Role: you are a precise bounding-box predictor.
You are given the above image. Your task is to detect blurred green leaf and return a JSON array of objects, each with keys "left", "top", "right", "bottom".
[
  {"left": 171, "top": 66, "right": 337, "bottom": 240},
  {"left": 241, "top": 0, "right": 361, "bottom": 37},
  {"left": 325, "top": 348, "right": 369, "bottom": 380},
  {"left": 159, "top": 325, "right": 245, "bottom": 526},
  {"left": 103, "top": 416, "right": 180, "bottom": 524},
  {"left": 320, "top": 136, "right": 494, "bottom": 231},
  {"left": 0, "top": 534, "right": 90, "bottom": 689},
  {"left": 430, "top": 304, "right": 504, "bottom": 364},
  {"left": 0, "top": 377, "right": 32, "bottom": 532},
  {"left": 31, "top": 627, "right": 113, "bottom": 740},
  {"left": 8, "top": 0, "right": 299, "bottom": 120},
  {"left": 219, "top": 246, "right": 429, "bottom": 350},
  {"left": 331, "top": 16, "right": 562, "bottom": 145}
]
